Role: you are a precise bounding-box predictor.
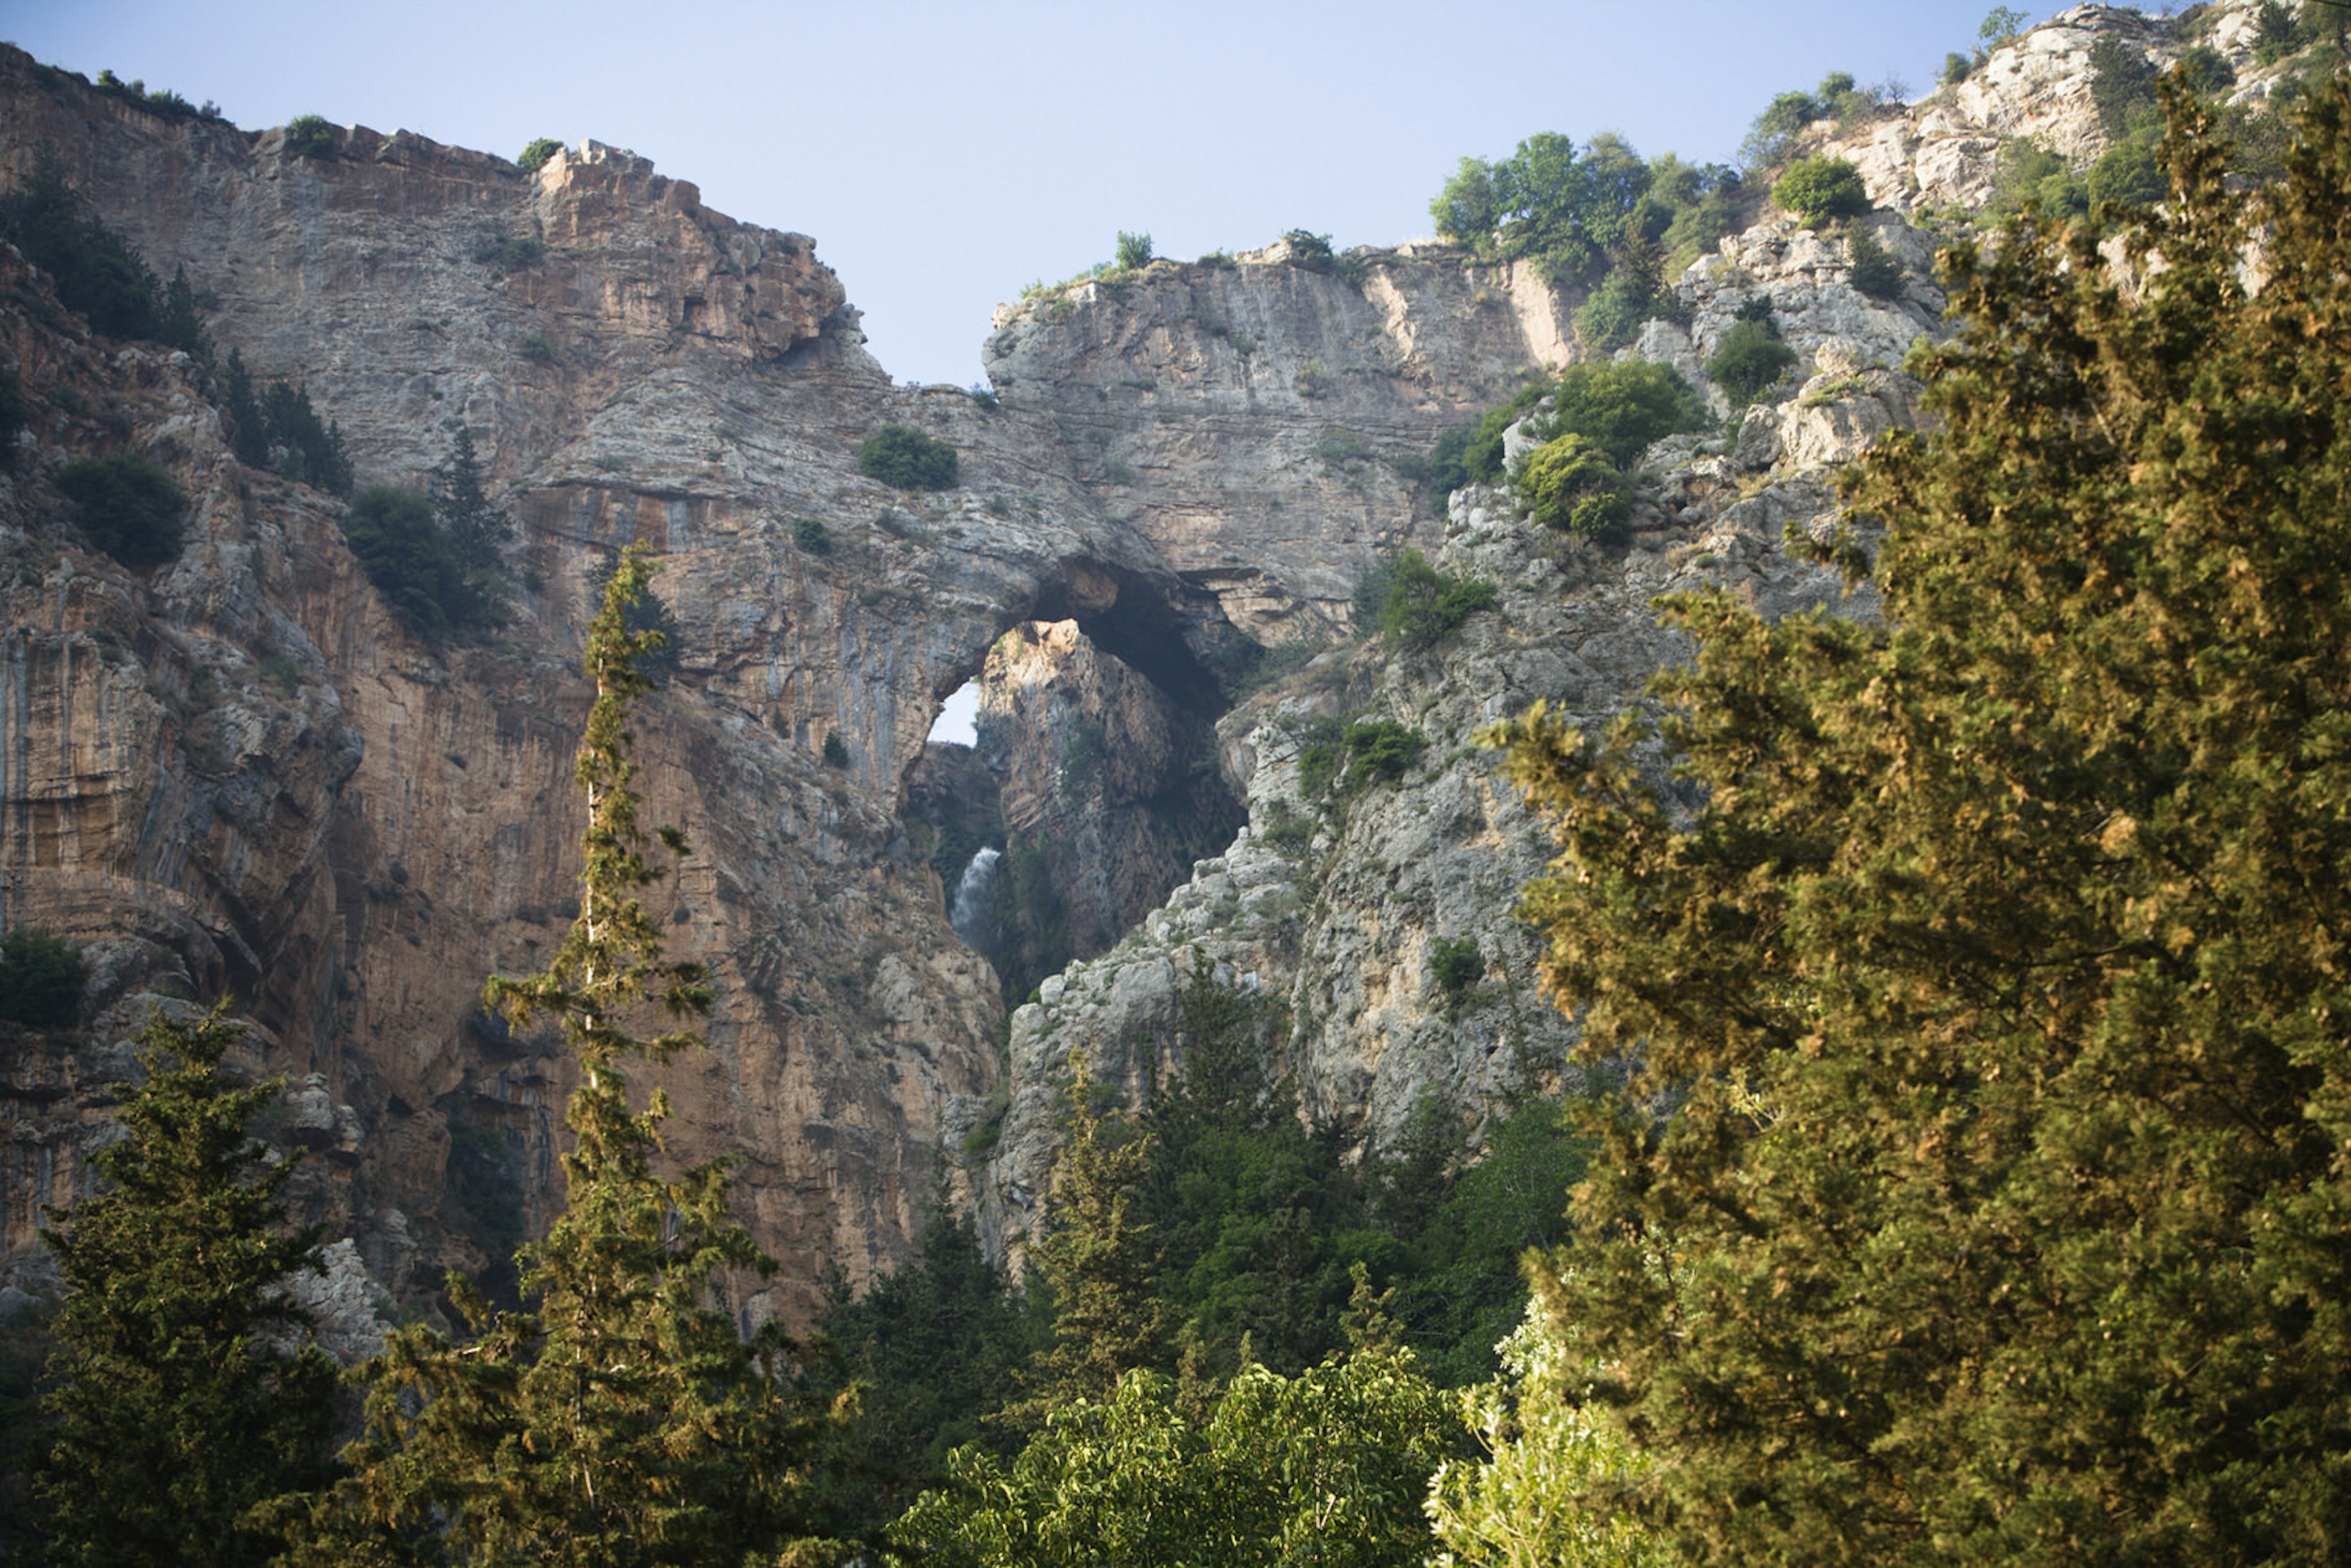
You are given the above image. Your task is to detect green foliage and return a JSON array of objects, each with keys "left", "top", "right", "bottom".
[
  {"left": 1515, "top": 433, "right": 1632, "bottom": 540},
  {"left": 1845, "top": 227, "right": 1905, "bottom": 299},
  {"left": 822, "top": 731, "right": 850, "bottom": 768},
  {"left": 343, "top": 458, "right": 514, "bottom": 642},
  {"left": 1738, "top": 88, "right": 1821, "bottom": 170},
  {"left": 1428, "top": 936, "right": 1484, "bottom": 1006},
  {"left": 221, "top": 352, "right": 354, "bottom": 495},
  {"left": 2178, "top": 42, "right": 2238, "bottom": 97},
  {"left": 0, "top": 152, "right": 164, "bottom": 342},
  {"left": 1426, "top": 1300, "right": 1660, "bottom": 1568},
  {"left": 0, "top": 928, "right": 83, "bottom": 1029},
  {"left": 1572, "top": 268, "right": 1653, "bottom": 353},
  {"left": 1987, "top": 136, "right": 2088, "bottom": 220},
  {"left": 1026, "top": 1053, "right": 1166, "bottom": 1409},
  {"left": 1770, "top": 156, "right": 1870, "bottom": 225},
  {"left": 1979, "top": 6, "right": 2028, "bottom": 46},
  {"left": 1430, "top": 132, "right": 1649, "bottom": 286},
  {"left": 857, "top": 422, "right": 959, "bottom": 490},
  {"left": 516, "top": 137, "right": 563, "bottom": 172},
  {"left": 1340, "top": 718, "right": 1428, "bottom": 788},
  {"left": 585, "top": 549, "right": 680, "bottom": 683},
  {"left": 1374, "top": 549, "right": 1498, "bottom": 652},
  {"left": 811, "top": 1206, "right": 1037, "bottom": 1532},
  {"left": 793, "top": 516, "right": 833, "bottom": 554},
  {"left": 1941, "top": 50, "right": 1974, "bottom": 86},
  {"left": 1703, "top": 314, "right": 1797, "bottom": 408},
  {"left": 158, "top": 264, "right": 209, "bottom": 359},
  {"left": 36, "top": 1003, "right": 338, "bottom": 1567},
  {"left": 2253, "top": 0, "right": 2320, "bottom": 66},
  {"left": 2090, "top": 35, "right": 2159, "bottom": 138},
  {"left": 517, "top": 331, "right": 558, "bottom": 362},
  {"left": 1543, "top": 360, "right": 1710, "bottom": 468},
  {"left": 282, "top": 549, "right": 842, "bottom": 1564},
  {"left": 56, "top": 452, "right": 186, "bottom": 567},
  {"left": 896, "top": 1344, "right": 1460, "bottom": 1568},
  {"left": 1486, "top": 81, "right": 2351, "bottom": 1563},
  {"left": 1114, "top": 230, "right": 1152, "bottom": 271},
  {"left": 1280, "top": 228, "right": 1334, "bottom": 268},
  {"left": 2087, "top": 131, "right": 2165, "bottom": 210},
  {"left": 282, "top": 115, "right": 337, "bottom": 159}
]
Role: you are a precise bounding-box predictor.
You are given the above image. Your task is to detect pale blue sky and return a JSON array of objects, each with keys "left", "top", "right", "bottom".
[{"left": 6, "top": 1, "right": 2038, "bottom": 389}]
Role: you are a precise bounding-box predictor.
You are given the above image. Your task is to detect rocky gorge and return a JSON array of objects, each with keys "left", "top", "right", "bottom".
[{"left": 0, "top": 1, "right": 2306, "bottom": 1332}]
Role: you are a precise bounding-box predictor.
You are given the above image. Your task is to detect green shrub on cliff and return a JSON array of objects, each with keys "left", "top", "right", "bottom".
[
  {"left": 516, "top": 137, "right": 563, "bottom": 173},
  {"left": 56, "top": 452, "right": 186, "bottom": 567},
  {"left": 0, "top": 928, "right": 84, "bottom": 1029},
  {"left": 282, "top": 115, "right": 337, "bottom": 159},
  {"left": 1772, "top": 156, "right": 1870, "bottom": 225},
  {"left": 0, "top": 154, "right": 168, "bottom": 343},
  {"left": 858, "top": 424, "right": 959, "bottom": 491},
  {"left": 1514, "top": 432, "right": 1632, "bottom": 541}
]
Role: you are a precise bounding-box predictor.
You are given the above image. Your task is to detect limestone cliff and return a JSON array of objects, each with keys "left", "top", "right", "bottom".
[{"left": 0, "top": 2, "right": 2287, "bottom": 1314}]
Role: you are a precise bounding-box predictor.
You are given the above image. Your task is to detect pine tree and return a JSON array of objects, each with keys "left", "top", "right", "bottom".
[
  {"left": 431, "top": 427, "right": 511, "bottom": 583},
  {"left": 279, "top": 546, "right": 844, "bottom": 1565},
  {"left": 1490, "top": 77, "right": 2351, "bottom": 1564},
  {"left": 1023, "top": 1050, "right": 1166, "bottom": 1410},
  {"left": 33, "top": 1003, "right": 337, "bottom": 1568}
]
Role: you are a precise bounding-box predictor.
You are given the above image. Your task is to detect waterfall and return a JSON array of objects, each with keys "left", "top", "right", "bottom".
[{"left": 949, "top": 846, "right": 1002, "bottom": 946}]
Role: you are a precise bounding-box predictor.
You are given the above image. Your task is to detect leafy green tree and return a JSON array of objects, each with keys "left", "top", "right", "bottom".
[
  {"left": 431, "top": 427, "right": 511, "bottom": 584},
  {"left": 1114, "top": 230, "right": 1152, "bottom": 271},
  {"left": 34, "top": 1003, "right": 339, "bottom": 1568},
  {"left": 516, "top": 137, "right": 563, "bottom": 172},
  {"left": 1770, "top": 156, "right": 1870, "bottom": 225},
  {"left": 895, "top": 1340, "right": 1460, "bottom": 1568},
  {"left": 344, "top": 471, "right": 513, "bottom": 640},
  {"left": 157, "top": 264, "right": 209, "bottom": 360},
  {"left": 1485, "top": 81, "right": 2351, "bottom": 1564},
  {"left": 277, "top": 547, "right": 844, "bottom": 1566},
  {"left": 0, "top": 928, "right": 84, "bottom": 1028},
  {"left": 1515, "top": 433, "right": 1632, "bottom": 540},
  {"left": 1430, "top": 132, "right": 1652, "bottom": 284},
  {"left": 857, "top": 423, "right": 959, "bottom": 490},
  {"left": 56, "top": 452, "right": 186, "bottom": 568},
  {"left": 1542, "top": 361, "right": 1709, "bottom": 468},
  {"left": 1425, "top": 1301, "right": 1658, "bottom": 1568}
]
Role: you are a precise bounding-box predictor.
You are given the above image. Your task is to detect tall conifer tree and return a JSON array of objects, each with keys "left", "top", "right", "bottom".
[
  {"left": 1491, "top": 77, "right": 2351, "bottom": 1564},
  {"left": 280, "top": 546, "right": 842, "bottom": 1566},
  {"left": 34, "top": 1003, "right": 337, "bottom": 1568}
]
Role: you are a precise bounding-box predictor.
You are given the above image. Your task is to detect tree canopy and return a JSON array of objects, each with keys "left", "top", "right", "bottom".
[
  {"left": 34, "top": 1003, "right": 338, "bottom": 1567},
  {"left": 1487, "top": 78, "right": 2351, "bottom": 1564}
]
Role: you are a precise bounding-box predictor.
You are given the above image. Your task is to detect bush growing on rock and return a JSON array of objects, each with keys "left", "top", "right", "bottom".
[
  {"left": 0, "top": 928, "right": 84, "bottom": 1029},
  {"left": 1705, "top": 313, "right": 1798, "bottom": 409},
  {"left": 220, "top": 352, "right": 354, "bottom": 496},
  {"left": 1515, "top": 432, "right": 1633, "bottom": 541},
  {"left": 1772, "top": 156, "right": 1870, "bottom": 225},
  {"left": 1543, "top": 359, "right": 1711, "bottom": 468},
  {"left": 282, "top": 115, "right": 337, "bottom": 159},
  {"left": 1114, "top": 230, "right": 1152, "bottom": 271},
  {"left": 858, "top": 423, "right": 959, "bottom": 490},
  {"left": 344, "top": 478, "right": 514, "bottom": 640},
  {"left": 793, "top": 516, "right": 833, "bottom": 554},
  {"left": 1376, "top": 549, "right": 1498, "bottom": 651},
  {"left": 1847, "top": 228, "right": 1905, "bottom": 299},
  {"left": 516, "top": 137, "right": 563, "bottom": 173},
  {"left": 56, "top": 452, "right": 186, "bottom": 567}
]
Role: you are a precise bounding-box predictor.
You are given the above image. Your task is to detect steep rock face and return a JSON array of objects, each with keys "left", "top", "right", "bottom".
[
  {"left": 1825, "top": 1, "right": 2298, "bottom": 214},
  {"left": 984, "top": 242, "right": 1583, "bottom": 635},
  {"left": 0, "top": 47, "right": 1594, "bottom": 1317},
  {"left": 969, "top": 620, "right": 1241, "bottom": 1001}
]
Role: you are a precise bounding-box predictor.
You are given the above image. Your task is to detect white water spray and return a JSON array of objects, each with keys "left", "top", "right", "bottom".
[{"left": 950, "top": 846, "right": 1002, "bottom": 946}]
